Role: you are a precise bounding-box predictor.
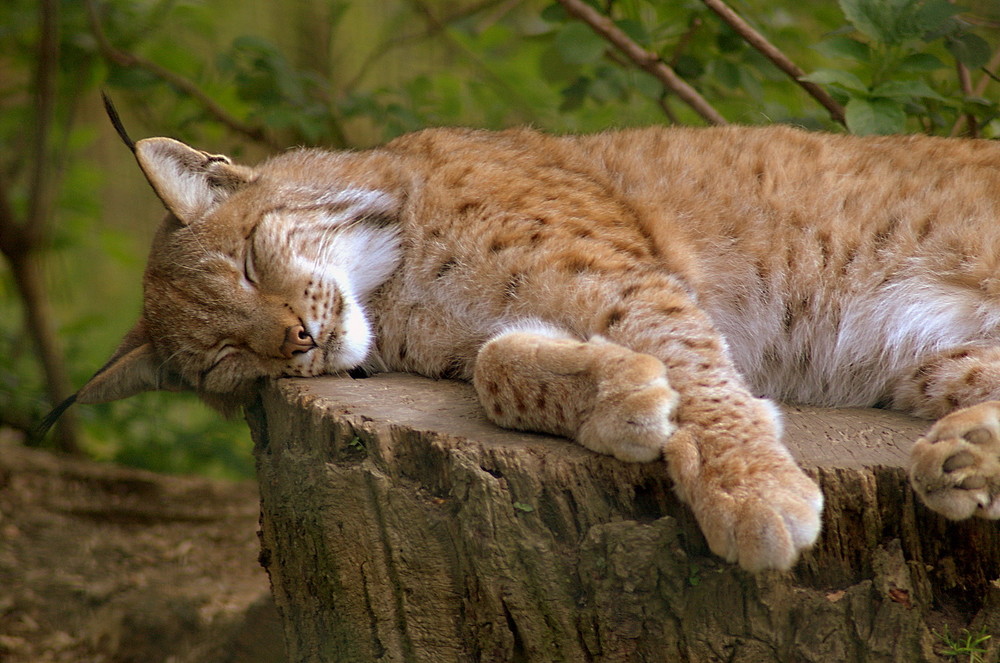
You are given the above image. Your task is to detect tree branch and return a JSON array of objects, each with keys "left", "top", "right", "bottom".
[
  {"left": 556, "top": 0, "right": 728, "bottom": 125},
  {"left": 951, "top": 61, "right": 979, "bottom": 138},
  {"left": 25, "top": 0, "right": 60, "bottom": 249},
  {"left": 84, "top": 0, "right": 281, "bottom": 151},
  {"left": 700, "top": 0, "right": 846, "bottom": 127}
]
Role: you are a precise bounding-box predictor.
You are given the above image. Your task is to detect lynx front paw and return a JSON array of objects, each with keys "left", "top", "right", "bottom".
[
  {"left": 666, "top": 425, "right": 823, "bottom": 572},
  {"left": 577, "top": 340, "right": 679, "bottom": 463},
  {"left": 700, "top": 465, "right": 822, "bottom": 572},
  {"left": 910, "top": 401, "right": 1000, "bottom": 520}
]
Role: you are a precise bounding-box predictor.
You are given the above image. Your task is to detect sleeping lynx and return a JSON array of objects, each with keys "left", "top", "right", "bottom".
[{"left": 56, "top": 119, "right": 1000, "bottom": 571}]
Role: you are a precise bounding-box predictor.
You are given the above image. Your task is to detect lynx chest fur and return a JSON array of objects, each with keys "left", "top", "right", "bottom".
[{"left": 65, "top": 123, "right": 1000, "bottom": 571}]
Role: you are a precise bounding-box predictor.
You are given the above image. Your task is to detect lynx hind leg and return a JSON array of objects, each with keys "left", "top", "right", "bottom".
[
  {"left": 473, "top": 326, "right": 679, "bottom": 463},
  {"left": 910, "top": 401, "right": 1000, "bottom": 520},
  {"left": 891, "top": 346, "right": 1000, "bottom": 420}
]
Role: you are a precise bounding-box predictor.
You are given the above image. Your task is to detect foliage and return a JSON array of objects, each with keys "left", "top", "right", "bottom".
[
  {"left": 804, "top": 0, "right": 999, "bottom": 134},
  {"left": 537, "top": 0, "right": 998, "bottom": 134},
  {"left": 0, "top": 0, "right": 997, "bottom": 478},
  {"left": 934, "top": 625, "right": 992, "bottom": 663}
]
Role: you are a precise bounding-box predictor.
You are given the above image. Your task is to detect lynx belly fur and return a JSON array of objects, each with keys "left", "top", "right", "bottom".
[{"left": 67, "top": 123, "right": 1000, "bottom": 571}]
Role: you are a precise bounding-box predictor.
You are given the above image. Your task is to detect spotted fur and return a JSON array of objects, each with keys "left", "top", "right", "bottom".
[{"left": 68, "top": 125, "right": 1000, "bottom": 570}]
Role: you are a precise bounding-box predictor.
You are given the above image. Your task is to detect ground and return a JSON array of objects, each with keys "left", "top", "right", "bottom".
[{"left": 0, "top": 436, "right": 284, "bottom": 663}]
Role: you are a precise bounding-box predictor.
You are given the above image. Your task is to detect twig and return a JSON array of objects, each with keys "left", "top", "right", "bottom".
[
  {"left": 657, "top": 96, "right": 680, "bottom": 125},
  {"left": 951, "top": 61, "right": 979, "bottom": 138},
  {"left": 556, "top": 0, "right": 727, "bottom": 125},
  {"left": 975, "top": 50, "right": 1000, "bottom": 95},
  {"left": 84, "top": 0, "right": 281, "bottom": 151},
  {"left": 700, "top": 0, "right": 846, "bottom": 126},
  {"left": 669, "top": 16, "right": 703, "bottom": 69}
]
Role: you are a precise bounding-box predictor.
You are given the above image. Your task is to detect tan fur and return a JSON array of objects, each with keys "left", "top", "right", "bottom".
[{"left": 73, "top": 124, "right": 1000, "bottom": 570}]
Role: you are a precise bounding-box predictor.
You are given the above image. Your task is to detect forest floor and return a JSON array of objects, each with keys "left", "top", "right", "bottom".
[{"left": 0, "top": 436, "right": 284, "bottom": 663}]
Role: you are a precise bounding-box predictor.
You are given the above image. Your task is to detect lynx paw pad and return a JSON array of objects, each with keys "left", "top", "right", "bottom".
[{"left": 910, "top": 402, "right": 1000, "bottom": 520}]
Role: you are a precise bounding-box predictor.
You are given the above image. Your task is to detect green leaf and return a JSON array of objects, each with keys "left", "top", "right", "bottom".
[
  {"left": 539, "top": 44, "right": 582, "bottom": 84},
  {"left": 559, "top": 76, "right": 590, "bottom": 112},
  {"left": 813, "top": 36, "right": 871, "bottom": 62},
  {"left": 898, "top": 52, "right": 946, "bottom": 72},
  {"left": 845, "top": 96, "right": 906, "bottom": 135},
  {"left": 716, "top": 28, "right": 745, "bottom": 54},
  {"left": 674, "top": 54, "right": 704, "bottom": 80},
  {"left": 838, "top": 0, "right": 894, "bottom": 43},
  {"left": 911, "top": 0, "right": 963, "bottom": 34},
  {"left": 554, "top": 22, "right": 606, "bottom": 65},
  {"left": 541, "top": 2, "right": 569, "bottom": 23},
  {"left": 712, "top": 60, "right": 741, "bottom": 89},
  {"left": 947, "top": 33, "right": 991, "bottom": 69},
  {"left": 513, "top": 502, "right": 535, "bottom": 513},
  {"left": 615, "top": 19, "right": 648, "bottom": 45},
  {"left": 839, "top": 0, "right": 958, "bottom": 46},
  {"left": 870, "top": 79, "right": 945, "bottom": 101},
  {"left": 800, "top": 69, "right": 867, "bottom": 93}
]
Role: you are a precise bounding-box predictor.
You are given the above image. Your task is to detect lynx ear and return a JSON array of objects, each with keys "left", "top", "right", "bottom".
[
  {"left": 134, "top": 137, "right": 253, "bottom": 224},
  {"left": 75, "top": 320, "right": 188, "bottom": 404},
  {"left": 34, "top": 320, "right": 188, "bottom": 441}
]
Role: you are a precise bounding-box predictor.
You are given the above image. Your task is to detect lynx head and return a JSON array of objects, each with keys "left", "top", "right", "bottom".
[{"left": 63, "top": 132, "right": 401, "bottom": 419}]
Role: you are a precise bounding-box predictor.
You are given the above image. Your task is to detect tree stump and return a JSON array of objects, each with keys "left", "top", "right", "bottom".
[{"left": 248, "top": 373, "right": 1000, "bottom": 663}]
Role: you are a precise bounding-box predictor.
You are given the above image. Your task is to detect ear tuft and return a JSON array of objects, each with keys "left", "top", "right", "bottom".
[{"left": 134, "top": 137, "right": 252, "bottom": 223}]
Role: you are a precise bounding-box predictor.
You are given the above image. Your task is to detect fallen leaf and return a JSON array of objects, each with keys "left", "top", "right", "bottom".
[{"left": 888, "top": 588, "right": 911, "bottom": 607}]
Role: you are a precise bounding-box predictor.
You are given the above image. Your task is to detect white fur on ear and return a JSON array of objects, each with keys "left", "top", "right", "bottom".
[{"left": 134, "top": 137, "right": 250, "bottom": 223}]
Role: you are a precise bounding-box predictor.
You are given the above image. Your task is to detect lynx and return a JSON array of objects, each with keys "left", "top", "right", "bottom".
[{"left": 52, "top": 118, "right": 1000, "bottom": 571}]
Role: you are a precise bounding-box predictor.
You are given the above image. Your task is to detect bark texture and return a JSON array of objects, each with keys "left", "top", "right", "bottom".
[{"left": 250, "top": 373, "right": 1000, "bottom": 663}]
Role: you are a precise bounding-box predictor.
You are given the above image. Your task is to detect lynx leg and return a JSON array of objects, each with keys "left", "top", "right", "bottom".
[
  {"left": 473, "top": 326, "right": 678, "bottom": 463},
  {"left": 911, "top": 402, "right": 1000, "bottom": 520},
  {"left": 475, "top": 317, "right": 823, "bottom": 571},
  {"left": 891, "top": 347, "right": 1000, "bottom": 519},
  {"left": 597, "top": 293, "right": 823, "bottom": 571},
  {"left": 660, "top": 398, "right": 822, "bottom": 571},
  {"left": 891, "top": 346, "right": 1000, "bottom": 419}
]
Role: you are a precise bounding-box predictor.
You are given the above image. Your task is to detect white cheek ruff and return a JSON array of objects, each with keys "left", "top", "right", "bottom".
[{"left": 331, "top": 294, "right": 373, "bottom": 370}]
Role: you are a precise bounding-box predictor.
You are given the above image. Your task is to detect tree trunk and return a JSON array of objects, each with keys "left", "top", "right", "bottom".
[{"left": 249, "top": 373, "right": 1000, "bottom": 663}]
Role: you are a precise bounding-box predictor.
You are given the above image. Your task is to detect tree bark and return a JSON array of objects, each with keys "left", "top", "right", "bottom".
[{"left": 250, "top": 373, "right": 1000, "bottom": 663}]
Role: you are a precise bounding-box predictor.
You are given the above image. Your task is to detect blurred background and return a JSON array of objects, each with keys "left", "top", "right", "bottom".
[{"left": 2, "top": 0, "right": 998, "bottom": 479}]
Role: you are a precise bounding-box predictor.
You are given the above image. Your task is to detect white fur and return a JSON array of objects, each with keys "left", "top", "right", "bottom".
[
  {"left": 137, "top": 139, "right": 218, "bottom": 221},
  {"left": 712, "top": 275, "right": 1000, "bottom": 407},
  {"left": 488, "top": 319, "right": 577, "bottom": 343}
]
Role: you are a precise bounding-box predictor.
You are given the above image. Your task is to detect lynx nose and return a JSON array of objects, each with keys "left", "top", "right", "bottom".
[{"left": 281, "top": 324, "right": 316, "bottom": 359}]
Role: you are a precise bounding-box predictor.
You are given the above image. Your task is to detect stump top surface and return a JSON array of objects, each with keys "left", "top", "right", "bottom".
[{"left": 274, "top": 373, "right": 929, "bottom": 470}]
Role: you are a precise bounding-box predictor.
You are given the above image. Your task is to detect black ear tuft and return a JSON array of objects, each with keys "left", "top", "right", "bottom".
[
  {"left": 31, "top": 393, "right": 78, "bottom": 444},
  {"left": 102, "top": 91, "right": 136, "bottom": 154}
]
